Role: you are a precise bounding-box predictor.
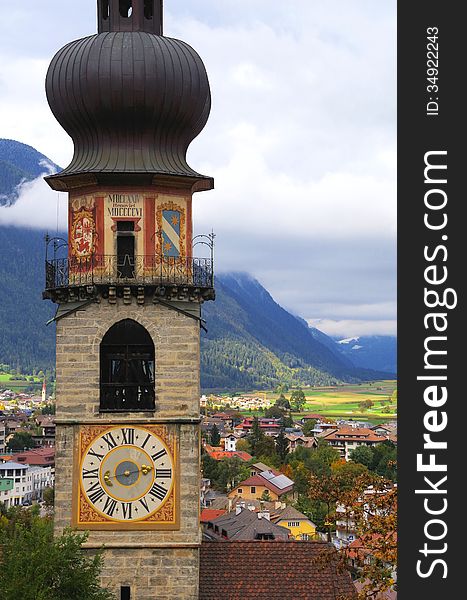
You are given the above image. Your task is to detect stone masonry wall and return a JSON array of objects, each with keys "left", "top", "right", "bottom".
[{"left": 53, "top": 298, "right": 202, "bottom": 597}]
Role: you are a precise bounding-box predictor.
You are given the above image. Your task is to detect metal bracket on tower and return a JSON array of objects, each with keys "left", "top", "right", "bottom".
[{"left": 153, "top": 297, "right": 208, "bottom": 333}]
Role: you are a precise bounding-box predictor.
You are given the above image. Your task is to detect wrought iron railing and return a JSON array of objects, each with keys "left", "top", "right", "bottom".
[
  {"left": 44, "top": 254, "right": 214, "bottom": 290},
  {"left": 100, "top": 383, "right": 155, "bottom": 412}
]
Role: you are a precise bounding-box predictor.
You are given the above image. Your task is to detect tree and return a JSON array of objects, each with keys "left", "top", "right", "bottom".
[
  {"left": 275, "top": 430, "right": 289, "bottom": 463},
  {"left": 255, "top": 436, "right": 278, "bottom": 462},
  {"left": 290, "top": 388, "right": 306, "bottom": 412},
  {"left": 41, "top": 404, "right": 56, "bottom": 415},
  {"left": 369, "top": 441, "right": 397, "bottom": 481},
  {"left": 249, "top": 416, "right": 264, "bottom": 456},
  {"left": 264, "top": 406, "right": 286, "bottom": 420},
  {"left": 43, "top": 486, "right": 55, "bottom": 509},
  {"left": 260, "top": 490, "right": 272, "bottom": 502},
  {"left": 7, "top": 431, "right": 35, "bottom": 451},
  {"left": 341, "top": 480, "right": 397, "bottom": 600},
  {"left": 216, "top": 457, "right": 251, "bottom": 493},
  {"left": 275, "top": 394, "right": 291, "bottom": 410},
  {"left": 0, "top": 510, "right": 115, "bottom": 600},
  {"left": 359, "top": 399, "right": 374, "bottom": 411},
  {"left": 307, "top": 461, "right": 370, "bottom": 541},
  {"left": 210, "top": 424, "right": 221, "bottom": 446},
  {"left": 302, "top": 419, "right": 317, "bottom": 436},
  {"left": 235, "top": 438, "right": 251, "bottom": 453},
  {"left": 350, "top": 445, "right": 373, "bottom": 469},
  {"left": 201, "top": 453, "right": 219, "bottom": 484}
]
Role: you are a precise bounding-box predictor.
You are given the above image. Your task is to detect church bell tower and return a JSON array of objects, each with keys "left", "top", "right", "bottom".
[{"left": 43, "top": 2, "right": 214, "bottom": 598}]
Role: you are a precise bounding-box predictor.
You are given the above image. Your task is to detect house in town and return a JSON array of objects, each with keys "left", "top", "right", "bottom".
[
  {"left": 204, "top": 505, "right": 290, "bottom": 541},
  {"left": 228, "top": 471, "right": 294, "bottom": 502},
  {"left": 0, "top": 461, "right": 32, "bottom": 507},
  {"left": 321, "top": 427, "right": 385, "bottom": 460},
  {"left": 270, "top": 505, "right": 318, "bottom": 540},
  {"left": 234, "top": 417, "right": 282, "bottom": 437},
  {"left": 222, "top": 433, "right": 237, "bottom": 451},
  {"left": 200, "top": 508, "right": 227, "bottom": 525}
]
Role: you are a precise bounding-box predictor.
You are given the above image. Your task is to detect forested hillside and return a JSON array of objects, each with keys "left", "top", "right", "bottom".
[
  {"left": 0, "top": 139, "right": 59, "bottom": 204},
  {"left": 0, "top": 226, "right": 55, "bottom": 371},
  {"left": 200, "top": 273, "right": 388, "bottom": 390},
  {"left": 0, "top": 139, "right": 394, "bottom": 389}
]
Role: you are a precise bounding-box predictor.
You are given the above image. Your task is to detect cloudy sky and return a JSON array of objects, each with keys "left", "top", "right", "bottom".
[{"left": 0, "top": 0, "right": 396, "bottom": 338}]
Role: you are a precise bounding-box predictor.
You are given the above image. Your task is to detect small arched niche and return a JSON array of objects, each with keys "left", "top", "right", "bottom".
[
  {"left": 119, "top": 0, "right": 133, "bottom": 18},
  {"left": 100, "top": 319, "right": 155, "bottom": 412},
  {"left": 144, "top": 0, "right": 154, "bottom": 20}
]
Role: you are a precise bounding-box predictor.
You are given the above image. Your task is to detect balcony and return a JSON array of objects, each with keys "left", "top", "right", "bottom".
[{"left": 44, "top": 254, "right": 214, "bottom": 303}]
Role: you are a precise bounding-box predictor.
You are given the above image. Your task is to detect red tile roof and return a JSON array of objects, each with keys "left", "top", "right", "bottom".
[
  {"left": 200, "top": 541, "right": 357, "bottom": 599},
  {"left": 12, "top": 447, "right": 55, "bottom": 466},
  {"left": 200, "top": 509, "right": 227, "bottom": 523},
  {"left": 208, "top": 451, "right": 253, "bottom": 462},
  {"left": 323, "top": 427, "right": 384, "bottom": 443}
]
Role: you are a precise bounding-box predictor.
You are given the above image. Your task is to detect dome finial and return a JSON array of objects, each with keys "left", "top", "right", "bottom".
[{"left": 98, "top": 0, "right": 163, "bottom": 34}]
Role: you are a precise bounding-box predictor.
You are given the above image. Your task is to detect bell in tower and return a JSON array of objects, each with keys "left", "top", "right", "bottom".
[{"left": 43, "top": 2, "right": 214, "bottom": 598}]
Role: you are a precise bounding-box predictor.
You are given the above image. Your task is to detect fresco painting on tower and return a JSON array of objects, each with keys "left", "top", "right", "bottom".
[{"left": 67, "top": 190, "right": 189, "bottom": 283}]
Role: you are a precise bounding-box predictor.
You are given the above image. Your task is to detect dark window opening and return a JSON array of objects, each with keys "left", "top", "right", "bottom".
[
  {"left": 144, "top": 0, "right": 154, "bottom": 19},
  {"left": 119, "top": 0, "right": 133, "bottom": 18},
  {"left": 121, "top": 587, "right": 131, "bottom": 600},
  {"left": 116, "top": 221, "right": 135, "bottom": 279},
  {"left": 102, "top": 0, "right": 109, "bottom": 19},
  {"left": 100, "top": 319, "right": 155, "bottom": 412}
]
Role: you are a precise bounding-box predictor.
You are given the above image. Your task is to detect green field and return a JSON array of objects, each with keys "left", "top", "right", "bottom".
[
  {"left": 226, "top": 380, "right": 397, "bottom": 423},
  {"left": 0, "top": 373, "right": 43, "bottom": 389}
]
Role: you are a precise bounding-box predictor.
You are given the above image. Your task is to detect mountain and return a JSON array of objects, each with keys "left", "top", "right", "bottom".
[
  {"left": 199, "top": 273, "right": 391, "bottom": 390},
  {"left": 333, "top": 335, "right": 397, "bottom": 374},
  {"left": 0, "top": 226, "right": 56, "bottom": 371},
  {"left": 0, "top": 140, "right": 394, "bottom": 388},
  {"left": 297, "top": 315, "right": 397, "bottom": 375},
  {"left": 0, "top": 139, "right": 59, "bottom": 205}
]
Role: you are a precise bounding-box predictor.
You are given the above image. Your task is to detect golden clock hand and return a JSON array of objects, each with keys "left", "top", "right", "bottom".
[
  {"left": 103, "top": 471, "right": 113, "bottom": 486},
  {"left": 102, "top": 464, "right": 152, "bottom": 483}
]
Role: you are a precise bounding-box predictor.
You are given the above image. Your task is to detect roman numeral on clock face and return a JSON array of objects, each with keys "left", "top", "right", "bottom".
[
  {"left": 121, "top": 428, "right": 135, "bottom": 445},
  {"left": 140, "top": 433, "right": 151, "bottom": 449},
  {"left": 87, "top": 480, "right": 105, "bottom": 504},
  {"left": 121, "top": 502, "right": 133, "bottom": 519},
  {"left": 87, "top": 448, "right": 105, "bottom": 462},
  {"left": 102, "top": 496, "right": 117, "bottom": 517},
  {"left": 156, "top": 468, "right": 172, "bottom": 478},
  {"left": 139, "top": 497, "right": 150, "bottom": 513},
  {"left": 102, "top": 431, "right": 118, "bottom": 450},
  {"left": 82, "top": 467, "right": 99, "bottom": 479},
  {"left": 151, "top": 448, "right": 167, "bottom": 462},
  {"left": 149, "top": 482, "right": 167, "bottom": 501}
]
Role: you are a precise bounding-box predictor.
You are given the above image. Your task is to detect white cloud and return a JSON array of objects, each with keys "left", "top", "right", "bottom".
[
  {"left": 0, "top": 175, "right": 68, "bottom": 230},
  {"left": 308, "top": 319, "right": 396, "bottom": 338},
  {"left": 0, "top": 1, "right": 396, "bottom": 337}
]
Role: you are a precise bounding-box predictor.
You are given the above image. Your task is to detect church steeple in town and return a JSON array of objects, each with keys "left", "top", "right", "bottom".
[{"left": 44, "top": 2, "right": 214, "bottom": 598}]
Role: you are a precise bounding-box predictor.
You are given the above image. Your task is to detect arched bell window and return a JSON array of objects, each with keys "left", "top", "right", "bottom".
[{"left": 100, "top": 319, "right": 155, "bottom": 411}]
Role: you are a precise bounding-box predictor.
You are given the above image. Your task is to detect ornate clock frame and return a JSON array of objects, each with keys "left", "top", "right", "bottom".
[{"left": 72, "top": 424, "right": 180, "bottom": 531}]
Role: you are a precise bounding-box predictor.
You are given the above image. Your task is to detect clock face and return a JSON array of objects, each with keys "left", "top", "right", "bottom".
[{"left": 76, "top": 425, "right": 178, "bottom": 528}]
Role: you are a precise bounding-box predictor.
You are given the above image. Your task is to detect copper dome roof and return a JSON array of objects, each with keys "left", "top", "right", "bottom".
[{"left": 45, "top": 2, "right": 212, "bottom": 191}]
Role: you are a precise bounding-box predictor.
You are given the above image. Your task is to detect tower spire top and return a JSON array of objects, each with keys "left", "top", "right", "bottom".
[{"left": 98, "top": 0, "right": 163, "bottom": 35}]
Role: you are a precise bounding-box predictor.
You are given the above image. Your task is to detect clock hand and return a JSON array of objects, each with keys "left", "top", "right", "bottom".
[{"left": 103, "top": 464, "right": 153, "bottom": 485}]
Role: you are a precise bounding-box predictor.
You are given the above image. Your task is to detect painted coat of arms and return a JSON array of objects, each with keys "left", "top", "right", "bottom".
[
  {"left": 156, "top": 202, "right": 186, "bottom": 258},
  {"left": 71, "top": 209, "right": 96, "bottom": 258}
]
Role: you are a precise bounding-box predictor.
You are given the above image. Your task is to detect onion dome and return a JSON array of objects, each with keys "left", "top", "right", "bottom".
[{"left": 45, "top": 1, "right": 213, "bottom": 191}]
